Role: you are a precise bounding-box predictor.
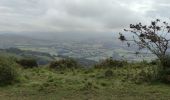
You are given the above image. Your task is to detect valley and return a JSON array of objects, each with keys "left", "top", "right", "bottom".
[{"left": 0, "top": 33, "right": 156, "bottom": 64}]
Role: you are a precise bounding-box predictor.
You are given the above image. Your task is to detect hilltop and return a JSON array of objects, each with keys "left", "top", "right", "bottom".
[{"left": 0, "top": 55, "right": 170, "bottom": 100}]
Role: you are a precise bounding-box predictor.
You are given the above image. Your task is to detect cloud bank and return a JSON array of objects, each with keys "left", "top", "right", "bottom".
[{"left": 0, "top": 0, "right": 169, "bottom": 33}]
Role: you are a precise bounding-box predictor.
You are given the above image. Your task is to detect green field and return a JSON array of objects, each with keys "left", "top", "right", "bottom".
[{"left": 1, "top": 63, "right": 170, "bottom": 100}]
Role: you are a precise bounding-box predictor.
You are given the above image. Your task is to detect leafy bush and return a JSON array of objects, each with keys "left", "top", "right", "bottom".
[
  {"left": 0, "top": 57, "right": 19, "bottom": 86},
  {"left": 16, "top": 58, "right": 38, "bottom": 68},
  {"left": 121, "top": 64, "right": 160, "bottom": 84},
  {"left": 150, "top": 59, "right": 159, "bottom": 65},
  {"left": 49, "top": 58, "right": 79, "bottom": 70},
  {"left": 160, "top": 68, "right": 170, "bottom": 84},
  {"left": 104, "top": 70, "right": 113, "bottom": 77},
  {"left": 149, "top": 55, "right": 170, "bottom": 83},
  {"left": 162, "top": 55, "right": 170, "bottom": 68},
  {"left": 94, "top": 58, "right": 127, "bottom": 68},
  {"left": 81, "top": 81, "right": 99, "bottom": 91}
]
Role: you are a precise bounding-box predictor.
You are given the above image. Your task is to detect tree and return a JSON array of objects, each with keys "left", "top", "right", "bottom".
[
  {"left": 119, "top": 19, "right": 170, "bottom": 68},
  {"left": 16, "top": 58, "right": 38, "bottom": 68}
]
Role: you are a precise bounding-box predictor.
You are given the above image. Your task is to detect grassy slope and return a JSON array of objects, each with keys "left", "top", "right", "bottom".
[{"left": 0, "top": 65, "right": 170, "bottom": 100}]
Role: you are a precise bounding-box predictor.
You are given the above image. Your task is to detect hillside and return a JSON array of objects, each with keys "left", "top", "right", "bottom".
[
  {"left": 0, "top": 48, "right": 55, "bottom": 65},
  {"left": 0, "top": 34, "right": 169, "bottom": 100},
  {"left": 0, "top": 60, "right": 170, "bottom": 100},
  {"left": 0, "top": 48, "right": 97, "bottom": 66}
]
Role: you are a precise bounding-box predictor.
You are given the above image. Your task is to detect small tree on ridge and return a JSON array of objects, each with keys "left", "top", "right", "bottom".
[{"left": 119, "top": 19, "right": 170, "bottom": 68}]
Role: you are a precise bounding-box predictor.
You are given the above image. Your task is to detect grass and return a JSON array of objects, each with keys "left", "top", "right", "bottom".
[
  {"left": 0, "top": 63, "right": 170, "bottom": 100},
  {"left": 0, "top": 47, "right": 168, "bottom": 100}
]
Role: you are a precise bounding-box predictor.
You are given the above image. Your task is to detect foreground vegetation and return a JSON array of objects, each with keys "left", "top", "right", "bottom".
[{"left": 1, "top": 57, "right": 170, "bottom": 100}]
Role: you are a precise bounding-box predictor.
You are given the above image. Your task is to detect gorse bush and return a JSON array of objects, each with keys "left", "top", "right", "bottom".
[
  {"left": 94, "top": 58, "right": 127, "bottom": 68},
  {"left": 160, "top": 69, "right": 170, "bottom": 84},
  {"left": 0, "top": 57, "right": 19, "bottom": 86},
  {"left": 123, "top": 64, "right": 160, "bottom": 84},
  {"left": 150, "top": 55, "right": 170, "bottom": 83},
  {"left": 162, "top": 55, "right": 170, "bottom": 68},
  {"left": 150, "top": 59, "right": 159, "bottom": 65},
  {"left": 104, "top": 70, "right": 113, "bottom": 78},
  {"left": 94, "top": 60, "right": 160, "bottom": 84},
  {"left": 16, "top": 58, "right": 38, "bottom": 68},
  {"left": 49, "top": 58, "right": 79, "bottom": 70}
]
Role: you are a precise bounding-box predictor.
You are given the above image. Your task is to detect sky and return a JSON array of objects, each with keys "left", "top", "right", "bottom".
[{"left": 0, "top": 0, "right": 169, "bottom": 34}]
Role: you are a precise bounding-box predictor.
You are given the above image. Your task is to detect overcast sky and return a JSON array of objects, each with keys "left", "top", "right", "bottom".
[{"left": 0, "top": 0, "right": 169, "bottom": 34}]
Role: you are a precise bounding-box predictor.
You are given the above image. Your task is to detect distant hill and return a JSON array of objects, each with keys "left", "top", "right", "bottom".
[
  {"left": 0, "top": 48, "right": 55, "bottom": 65},
  {"left": 0, "top": 47, "right": 97, "bottom": 66}
]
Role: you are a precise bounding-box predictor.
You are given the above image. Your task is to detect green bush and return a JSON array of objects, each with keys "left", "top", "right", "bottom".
[
  {"left": 94, "top": 58, "right": 127, "bottom": 68},
  {"left": 152, "top": 55, "right": 170, "bottom": 83},
  {"left": 160, "top": 68, "right": 170, "bottom": 84},
  {"left": 49, "top": 58, "right": 79, "bottom": 70},
  {"left": 16, "top": 58, "right": 38, "bottom": 68},
  {"left": 149, "top": 59, "right": 159, "bottom": 65},
  {"left": 104, "top": 70, "right": 113, "bottom": 77},
  {"left": 162, "top": 55, "right": 170, "bottom": 68},
  {"left": 122, "top": 64, "right": 160, "bottom": 84},
  {"left": 0, "top": 57, "right": 19, "bottom": 86},
  {"left": 81, "top": 81, "right": 99, "bottom": 90}
]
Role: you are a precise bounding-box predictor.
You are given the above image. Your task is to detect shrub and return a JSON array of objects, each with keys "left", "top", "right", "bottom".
[
  {"left": 160, "top": 73, "right": 170, "bottom": 84},
  {"left": 104, "top": 70, "right": 113, "bottom": 77},
  {"left": 162, "top": 55, "right": 170, "bottom": 68},
  {"left": 49, "top": 58, "right": 79, "bottom": 70},
  {"left": 160, "top": 68, "right": 170, "bottom": 84},
  {"left": 0, "top": 57, "right": 19, "bottom": 86},
  {"left": 150, "top": 59, "right": 159, "bottom": 65},
  {"left": 124, "top": 65, "right": 160, "bottom": 84},
  {"left": 100, "top": 82, "right": 107, "bottom": 87},
  {"left": 153, "top": 55, "right": 170, "bottom": 83},
  {"left": 81, "top": 81, "right": 99, "bottom": 90},
  {"left": 94, "top": 58, "right": 127, "bottom": 68},
  {"left": 16, "top": 58, "right": 38, "bottom": 68}
]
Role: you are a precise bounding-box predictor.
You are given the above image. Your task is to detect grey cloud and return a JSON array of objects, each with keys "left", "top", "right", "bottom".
[
  {"left": 0, "top": 0, "right": 169, "bottom": 33},
  {"left": 146, "top": 0, "right": 170, "bottom": 18}
]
